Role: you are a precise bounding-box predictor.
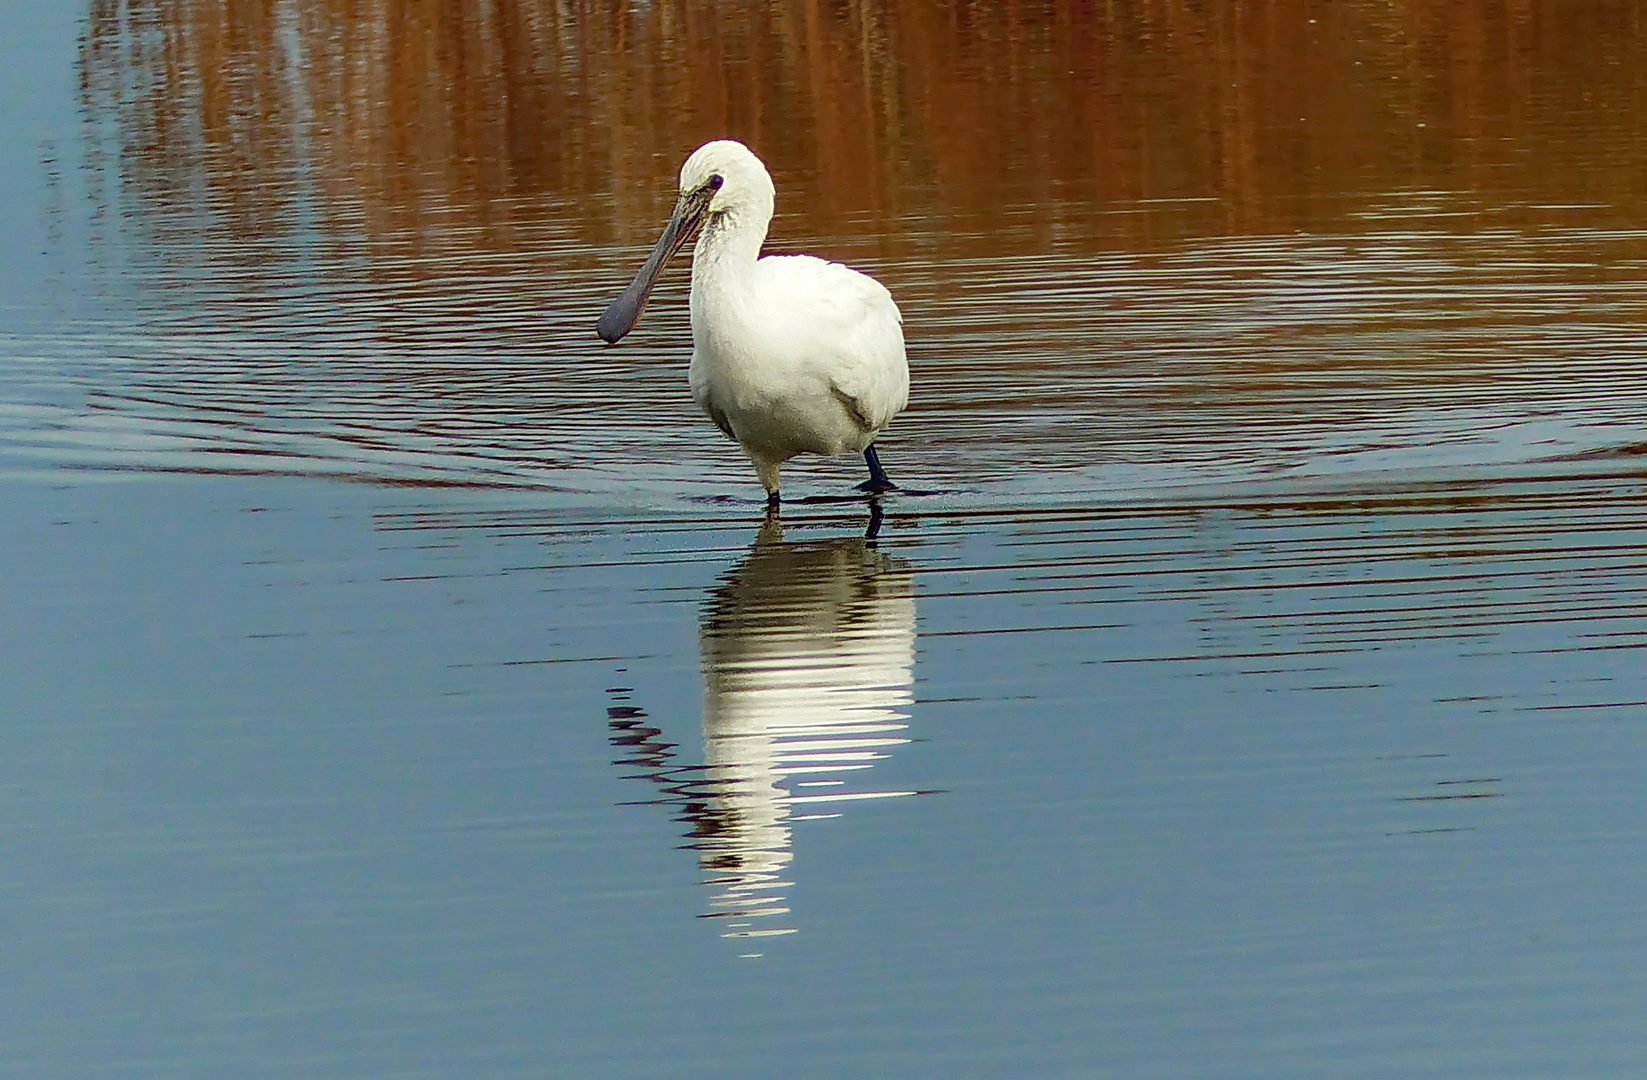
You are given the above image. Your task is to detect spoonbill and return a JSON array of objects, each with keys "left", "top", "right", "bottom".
[{"left": 596, "top": 140, "right": 909, "bottom": 513}]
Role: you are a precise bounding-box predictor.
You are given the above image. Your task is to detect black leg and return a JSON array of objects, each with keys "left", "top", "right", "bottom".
[
  {"left": 865, "top": 499, "right": 884, "bottom": 540},
  {"left": 765, "top": 490, "right": 781, "bottom": 515},
  {"left": 856, "top": 444, "right": 897, "bottom": 494}
]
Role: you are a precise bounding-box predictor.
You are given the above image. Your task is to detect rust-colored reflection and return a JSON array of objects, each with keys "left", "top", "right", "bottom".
[{"left": 80, "top": 0, "right": 1647, "bottom": 255}]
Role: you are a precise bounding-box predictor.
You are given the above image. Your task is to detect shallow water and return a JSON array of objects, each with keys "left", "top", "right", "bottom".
[{"left": 4, "top": 2, "right": 1647, "bottom": 1077}]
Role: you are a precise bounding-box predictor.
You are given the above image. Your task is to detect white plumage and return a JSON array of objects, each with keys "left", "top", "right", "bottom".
[{"left": 597, "top": 140, "right": 909, "bottom": 510}]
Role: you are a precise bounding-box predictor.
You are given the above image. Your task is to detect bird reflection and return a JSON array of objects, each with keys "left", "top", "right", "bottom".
[{"left": 609, "top": 520, "right": 918, "bottom": 945}]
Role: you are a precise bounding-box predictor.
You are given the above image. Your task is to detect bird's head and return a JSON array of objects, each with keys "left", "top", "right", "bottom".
[
  {"left": 678, "top": 140, "right": 776, "bottom": 223},
  {"left": 597, "top": 140, "right": 775, "bottom": 345}
]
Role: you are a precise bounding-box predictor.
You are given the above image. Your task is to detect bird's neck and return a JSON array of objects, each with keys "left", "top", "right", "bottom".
[{"left": 690, "top": 206, "right": 770, "bottom": 292}]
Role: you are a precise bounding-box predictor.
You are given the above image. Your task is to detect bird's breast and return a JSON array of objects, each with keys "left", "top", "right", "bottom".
[{"left": 685, "top": 255, "right": 904, "bottom": 458}]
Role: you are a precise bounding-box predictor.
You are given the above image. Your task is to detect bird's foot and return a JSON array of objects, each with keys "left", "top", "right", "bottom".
[{"left": 860, "top": 444, "right": 896, "bottom": 494}]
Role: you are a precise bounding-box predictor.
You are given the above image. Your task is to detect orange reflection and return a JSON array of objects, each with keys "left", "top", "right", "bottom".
[{"left": 80, "top": 0, "right": 1647, "bottom": 254}]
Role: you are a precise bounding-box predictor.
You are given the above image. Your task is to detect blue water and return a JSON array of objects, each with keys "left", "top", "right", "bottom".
[{"left": 5, "top": 476, "right": 1647, "bottom": 1077}]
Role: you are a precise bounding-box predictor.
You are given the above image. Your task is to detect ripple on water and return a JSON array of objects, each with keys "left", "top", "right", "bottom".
[{"left": 7, "top": 189, "right": 1647, "bottom": 501}]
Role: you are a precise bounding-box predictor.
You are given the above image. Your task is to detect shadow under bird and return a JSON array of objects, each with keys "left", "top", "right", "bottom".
[{"left": 596, "top": 140, "right": 909, "bottom": 512}]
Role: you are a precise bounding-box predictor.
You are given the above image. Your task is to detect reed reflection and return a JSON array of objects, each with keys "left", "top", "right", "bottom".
[
  {"left": 610, "top": 523, "right": 918, "bottom": 945},
  {"left": 80, "top": 0, "right": 1647, "bottom": 259}
]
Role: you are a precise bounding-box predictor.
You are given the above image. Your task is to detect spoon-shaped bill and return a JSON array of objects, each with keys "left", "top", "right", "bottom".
[{"left": 596, "top": 188, "right": 716, "bottom": 344}]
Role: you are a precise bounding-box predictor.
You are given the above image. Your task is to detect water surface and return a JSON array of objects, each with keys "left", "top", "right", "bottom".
[{"left": 3, "top": 2, "right": 1647, "bottom": 1076}]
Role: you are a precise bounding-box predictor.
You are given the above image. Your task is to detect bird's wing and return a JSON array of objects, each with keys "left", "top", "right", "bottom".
[{"left": 756, "top": 255, "right": 910, "bottom": 432}]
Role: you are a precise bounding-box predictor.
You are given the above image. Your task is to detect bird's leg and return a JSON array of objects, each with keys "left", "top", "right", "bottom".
[
  {"left": 755, "top": 458, "right": 783, "bottom": 516},
  {"left": 856, "top": 444, "right": 897, "bottom": 493}
]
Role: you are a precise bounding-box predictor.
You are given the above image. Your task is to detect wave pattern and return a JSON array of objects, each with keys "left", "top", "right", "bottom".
[{"left": 11, "top": 203, "right": 1647, "bottom": 501}]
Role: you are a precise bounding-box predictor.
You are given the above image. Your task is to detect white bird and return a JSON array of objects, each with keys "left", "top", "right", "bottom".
[{"left": 597, "top": 139, "right": 909, "bottom": 512}]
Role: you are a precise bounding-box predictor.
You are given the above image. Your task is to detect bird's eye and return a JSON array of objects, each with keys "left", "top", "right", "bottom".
[{"left": 707, "top": 174, "right": 724, "bottom": 191}]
